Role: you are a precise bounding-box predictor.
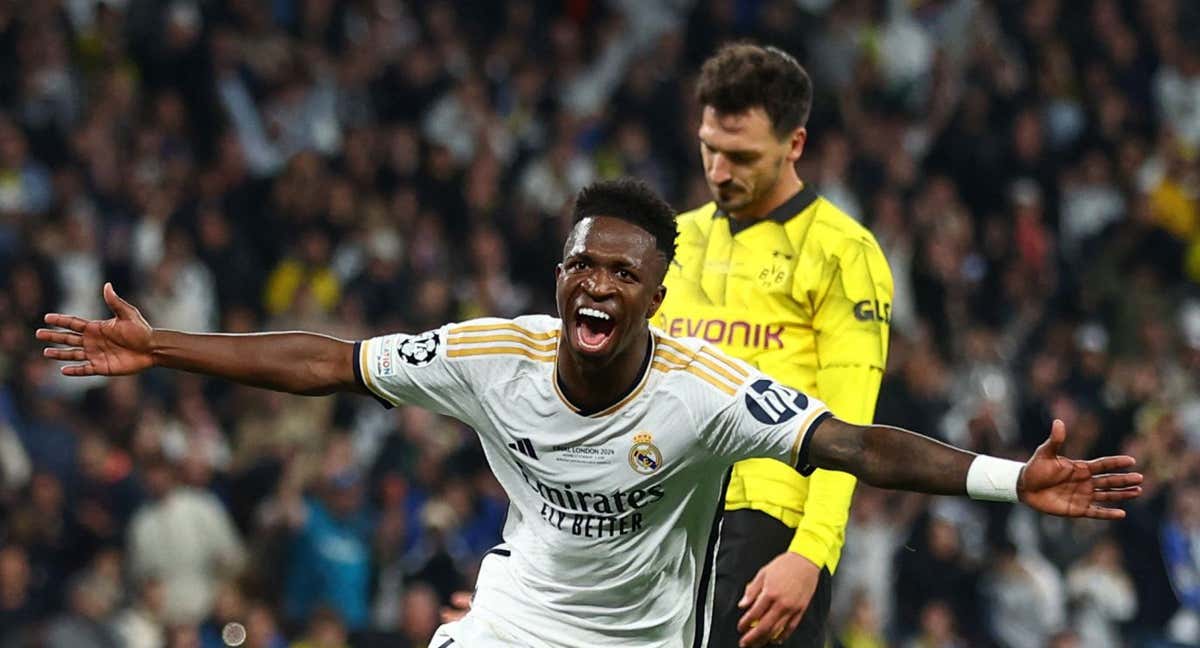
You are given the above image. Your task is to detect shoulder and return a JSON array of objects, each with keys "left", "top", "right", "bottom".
[
  {"left": 651, "top": 329, "right": 753, "bottom": 403},
  {"left": 447, "top": 314, "right": 562, "bottom": 337},
  {"left": 675, "top": 202, "right": 719, "bottom": 237},
  {"left": 790, "top": 196, "right": 891, "bottom": 283},
  {"left": 676, "top": 201, "right": 718, "bottom": 224},
  {"left": 440, "top": 315, "right": 561, "bottom": 365},
  {"left": 797, "top": 196, "right": 885, "bottom": 258}
]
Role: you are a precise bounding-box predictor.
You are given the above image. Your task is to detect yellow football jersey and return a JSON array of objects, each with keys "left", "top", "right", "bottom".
[{"left": 657, "top": 185, "right": 893, "bottom": 572}]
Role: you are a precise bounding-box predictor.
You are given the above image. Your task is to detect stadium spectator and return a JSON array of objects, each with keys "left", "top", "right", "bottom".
[
  {"left": 127, "top": 454, "right": 246, "bottom": 626},
  {"left": 1065, "top": 536, "right": 1136, "bottom": 648},
  {"left": 110, "top": 575, "right": 167, "bottom": 648},
  {"left": 276, "top": 464, "right": 374, "bottom": 633},
  {"left": 43, "top": 566, "right": 121, "bottom": 648}
]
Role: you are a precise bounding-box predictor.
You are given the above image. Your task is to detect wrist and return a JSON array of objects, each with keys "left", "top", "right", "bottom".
[
  {"left": 965, "top": 455, "right": 1023, "bottom": 503},
  {"left": 786, "top": 529, "right": 831, "bottom": 569},
  {"left": 147, "top": 328, "right": 166, "bottom": 367}
]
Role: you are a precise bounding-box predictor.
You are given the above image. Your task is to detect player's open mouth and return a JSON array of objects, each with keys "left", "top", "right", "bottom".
[{"left": 575, "top": 307, "right": 616, "bottom": 353}]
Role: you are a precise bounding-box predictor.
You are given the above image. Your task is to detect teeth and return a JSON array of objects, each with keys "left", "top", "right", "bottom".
[{"left": 578, "top": 307, "right": 611, "bottom": 321}]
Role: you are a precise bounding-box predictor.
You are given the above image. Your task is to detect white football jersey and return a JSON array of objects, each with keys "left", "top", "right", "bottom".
[{"left": 355, "top": 315, "right": 830, "bottom": 648}]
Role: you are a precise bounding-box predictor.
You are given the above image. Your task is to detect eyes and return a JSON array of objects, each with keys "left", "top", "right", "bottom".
[
  {"left": 564, "top": 259, "right": 638, "bottom": 283},
  {"left": 701, "top": 142, "right": 760, "bottom": 165}
]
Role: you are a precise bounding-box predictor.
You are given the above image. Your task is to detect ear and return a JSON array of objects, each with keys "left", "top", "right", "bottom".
[
  {"left": 787, "top": 127, "right": 807, "bottom": 163},
  {"left": 555, "top": 263, "right": 564, "bottom": 280},
  {"left": 646, "top": 284, "right": 667, "bottom": 319}
]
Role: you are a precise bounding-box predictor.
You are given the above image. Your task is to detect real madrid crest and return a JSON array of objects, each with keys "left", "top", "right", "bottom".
[{"left": 628, "top": 432, "right": 663, "bottom": 475}]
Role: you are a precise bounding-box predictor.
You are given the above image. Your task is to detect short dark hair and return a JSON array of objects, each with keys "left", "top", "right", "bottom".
[
  {"left": 696, "top": 43, "right": 813, "bottom": 137},
  {"left": 571, "top": 178, "right": 678, "bottom": 267}
]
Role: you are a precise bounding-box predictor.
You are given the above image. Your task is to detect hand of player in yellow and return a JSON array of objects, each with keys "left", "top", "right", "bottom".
[
  {"left": 1018, "top": 419, "right": 1143, "bottom": 519},
  {"left": 36, "top": 283, "right": 156, "bottom": 377},
  {"left": 736, "top": 551, "right": 820, "bottom": 647}
]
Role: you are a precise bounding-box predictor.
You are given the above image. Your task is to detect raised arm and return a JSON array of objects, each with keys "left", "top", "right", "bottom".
[
  {"left": 37, "top": 283, "right": 362, "bottom": 396},
  {"left": 807, "top": 417, "right": 1143, "bottom": 519}
]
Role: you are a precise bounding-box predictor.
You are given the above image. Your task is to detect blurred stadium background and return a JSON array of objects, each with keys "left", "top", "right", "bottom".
[{"left": 1, "top": 0, "right": 1199, "bottom": 646}]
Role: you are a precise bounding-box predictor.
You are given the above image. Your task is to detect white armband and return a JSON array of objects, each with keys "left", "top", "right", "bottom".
[{"left": 966, "top": 455, "right": 1024, "bottom": 503}]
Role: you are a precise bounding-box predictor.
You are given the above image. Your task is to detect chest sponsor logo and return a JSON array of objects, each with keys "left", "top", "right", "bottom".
[
  {"left": 517, "top": 465, "right": 664, "bottom": 540},
  {"left": 744, "top": 379, "right": 809, "bottom": 424},
  {"left": 628, "top": 432, "right": 663, "bottom": 475},
  {"left": 664, "top": 317, "right": 785, "bottom": 349}
]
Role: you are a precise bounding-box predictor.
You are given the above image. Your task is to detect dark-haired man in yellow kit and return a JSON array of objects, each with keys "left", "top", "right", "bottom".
[{"left": 657, "top": 43, "right": 893, "bottom": 648}]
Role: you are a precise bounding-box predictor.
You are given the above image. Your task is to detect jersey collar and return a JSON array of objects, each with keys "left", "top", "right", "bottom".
[
  {"left": 554, "top": 335, "right": 655, "bottom": 417},
  {"left": 717, "top": 182, "right": 819, "bottom": 236}
]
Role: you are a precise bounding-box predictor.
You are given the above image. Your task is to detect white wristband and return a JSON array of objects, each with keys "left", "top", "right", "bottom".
[{"left": 966, "top": 455, "right": 1024, "bottom": 503}]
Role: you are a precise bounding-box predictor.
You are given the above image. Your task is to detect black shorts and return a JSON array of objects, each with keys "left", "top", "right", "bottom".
[{"left": 708, "top": 509, "right": 832, "bottom": 648}]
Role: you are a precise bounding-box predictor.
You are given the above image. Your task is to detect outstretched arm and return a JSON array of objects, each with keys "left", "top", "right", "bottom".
[
  {"left": 807, "top": 417, "right": 1143, "bottom": 519},
  {"left": 37, "top": 283, "right": 363, "bottom": 396}
]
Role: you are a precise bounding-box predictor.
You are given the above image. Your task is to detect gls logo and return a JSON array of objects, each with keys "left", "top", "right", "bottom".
[
  {"left": 853, "top": 299, "right": 891, "bottom": 324},
  {"left": 744, "top": 379, "right": 809, "bottom": 425}
]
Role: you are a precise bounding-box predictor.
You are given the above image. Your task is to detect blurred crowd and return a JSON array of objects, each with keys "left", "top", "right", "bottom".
[{"left": 1, "top": 0, "right": 1200, "bottom": 647}]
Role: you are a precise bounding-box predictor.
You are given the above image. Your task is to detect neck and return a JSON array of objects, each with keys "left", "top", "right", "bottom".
[
  {"left": 730, "top": 169, "right": 804, "bottom": 222},
  {"left": 556, "top": 327, "right": 651, "bottom": 413}
]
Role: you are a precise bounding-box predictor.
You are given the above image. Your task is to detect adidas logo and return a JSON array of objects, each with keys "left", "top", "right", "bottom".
[{"left": 507, "top": 437, "right": 538, "bottom": 460}]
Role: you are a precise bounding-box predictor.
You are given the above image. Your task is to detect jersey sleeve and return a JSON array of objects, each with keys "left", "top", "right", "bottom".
[
  {"left": 354, "top": 325, "right": 479, "bottom": 421},
  {"left": 701, "top": 369, "right": 833, "bottom": 473},
  {"left": 805, "top": 239, "right": 893, "bottom": 424}
]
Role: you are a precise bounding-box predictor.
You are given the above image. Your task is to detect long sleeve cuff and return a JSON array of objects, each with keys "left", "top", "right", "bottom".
[{"left": 787, "top": 527, "right": 834, "bottom": 570}]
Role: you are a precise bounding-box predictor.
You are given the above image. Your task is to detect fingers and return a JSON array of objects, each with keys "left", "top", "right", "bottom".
[
  {"left": 61, "top": 363, "right": 96, "bottom": 377},
  {"left": 737, "top": 585, "right": 772, "bottom": 634},
  {"left": 1082, "top": 505, "right": 1127, "bottom": 520},
  {"left": 739, "top": 573, "right": 764, "bottom": 610},
  {"left": 1092, "top": 487, "right": 1143, "bottom": 502},
  {"left": 740, "top": 606, "right": 785, "bottom": 648},
  {"left": 1091, "top": 472, "right": 1143, "bottom": 490},
  {"left": 103, "top": 282, "right": 136, "bottom": 319},
  {"left": 1038, "top": 419, "right": 1067, "bottom": 457},
  {"left": 43, "top": 347, "right": 86, "bottom": 362},
  {"left": 767, "top": 615, "right": 793, "bottom": 647},
  {"left": 1087, "top": 455, "right": 1136, "bottom": 474},
  {"left": 782, "top": 612, "right": 804, "bottom": 643},
  {"left": 42, "top": 314, "right": 89, "bottom": 333},
  {"left": 36, "top": 328, "right": 83, "bottom": 347}
]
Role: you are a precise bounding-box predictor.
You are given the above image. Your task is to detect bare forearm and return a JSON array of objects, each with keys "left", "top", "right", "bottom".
[
  {"left": 150, "top": 329, "right": 359, "bottom": 396},
  {"left": 808, "top": 419, "right": 975, "bottom": 495}
]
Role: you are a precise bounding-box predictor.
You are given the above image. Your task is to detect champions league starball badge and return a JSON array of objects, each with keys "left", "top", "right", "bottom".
[{"left": 397, "top": 331, "right": 439, "bottom": 366}]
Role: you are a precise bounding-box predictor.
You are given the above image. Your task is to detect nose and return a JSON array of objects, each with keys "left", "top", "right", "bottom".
[
  {"left": 582, "top": 270, "right": 617, "bottom": 299},
  {"left": 708, "top": 153, "right": 731, "bottom": 185}
]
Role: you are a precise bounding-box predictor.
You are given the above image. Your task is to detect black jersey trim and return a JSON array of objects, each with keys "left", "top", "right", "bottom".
[
  {"left": 353, "top": 341, "right": 395, "bottom": 409},
  {"left": 693, "top": 467, "right": 732, "bottom": 648},
  {"left": 720, "top": 183, "right": 820, "bottom": 236},
  {"left": 796, "top": 410, "right": 834, "bottom": 476},
  {"left": 555, "top": 336, "right": 654, "bottom": 417}
]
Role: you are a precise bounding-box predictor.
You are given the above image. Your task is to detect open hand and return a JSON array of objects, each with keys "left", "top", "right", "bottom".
[
  {"left": 36, "top": 283, "right": 155, "bottom": 377},
  {"left": 1018, "top": 419, "right": 1143, "bottom": 519}
]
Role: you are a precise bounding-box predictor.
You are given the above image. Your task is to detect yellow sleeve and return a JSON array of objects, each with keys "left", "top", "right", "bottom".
[{"left": 788, "top": 240, "right": 893, "bottom": 572}]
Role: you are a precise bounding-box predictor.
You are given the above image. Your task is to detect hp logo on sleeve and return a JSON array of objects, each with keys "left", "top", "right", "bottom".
[{"left": 743, "top": 379, "right": 808, "bottom": 424}]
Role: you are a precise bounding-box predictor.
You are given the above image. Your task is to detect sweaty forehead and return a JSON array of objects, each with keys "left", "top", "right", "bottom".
[{"left": 565, "top": 216, "right": 659, "bottom": 264}]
